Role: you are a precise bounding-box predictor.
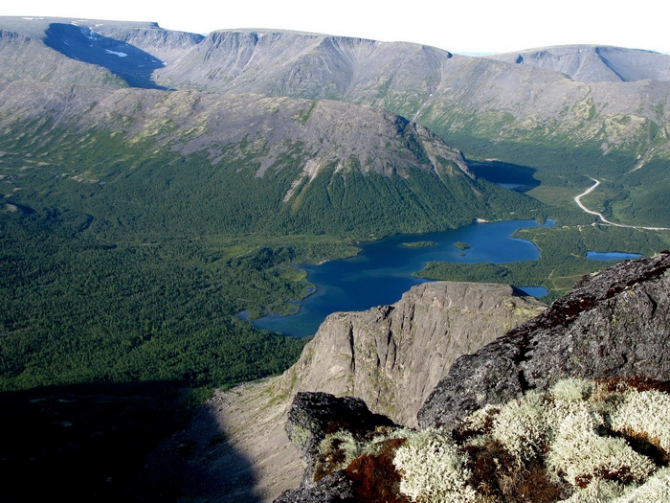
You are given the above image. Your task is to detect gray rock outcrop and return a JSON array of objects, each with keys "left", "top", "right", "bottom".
[
  {"left": 284, "top": 392, "right": 394, "bottom": 488},
  {"left": 193, "top": 281, "right": 544, "bottom": 502},
  {"left": 419, "top": 251, "right": 670, "bottom": 431},
  {"left": 285, "top": 281, "right": 546, "bottom": 427},
  {"left": 276, "top": 252, "right": 670, "bottom": 502},
  {"left": 273, "top": 470, "right": 355, "bottom": 503}
]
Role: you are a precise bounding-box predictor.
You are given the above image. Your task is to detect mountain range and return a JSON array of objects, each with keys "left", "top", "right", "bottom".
[
  {"left": 2, "top": 15, "right": 670, "bottom": 502},
  {"left": 2, "top": 16, "right": 669, "bottom": 227}
]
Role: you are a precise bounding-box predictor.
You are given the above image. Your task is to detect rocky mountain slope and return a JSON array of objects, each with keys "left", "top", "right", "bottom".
[
  {"left": 0, "top": 79, "right": 534, "bottom": 237},
  {"left": 185, "top": 282, "right": 545, "bottom": 502},
  {"left": 2, "top": 17, "right": 670, "bottom": 225},
  {"left": 148, "top": 29, "right": 670, "bottom": 168},
  {"left": 276, "top": 251, "right": 670, "bottom": 502},
  {"left": 490, "top": 45, "right": 670, "bottom": 83},
  {"left": 150, "top": 31, "right": 670, "bottom": 169},
  {"left": 4, "top": 17, "right": 670, "bottom": 170},
  {"left": 284, "top": 282, "right": 545, "bottom": 427},
  {"left": 419, "top": 250, "right": 670, "bottom": 430}
]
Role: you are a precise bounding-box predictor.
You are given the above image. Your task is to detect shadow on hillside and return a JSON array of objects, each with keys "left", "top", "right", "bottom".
[
  {"left": 0, "top": 381, "right": 260, "bottom": 503},
  {"left": 44, "top": 23, "right": 170, "bottom": 90},
  {"left": 468, "top": 160, "right": 541, "bottom": 193}
]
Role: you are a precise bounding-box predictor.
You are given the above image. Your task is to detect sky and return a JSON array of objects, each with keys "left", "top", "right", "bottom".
[{"left": 2, "top": 0, "right": 668, "bottom": 55}]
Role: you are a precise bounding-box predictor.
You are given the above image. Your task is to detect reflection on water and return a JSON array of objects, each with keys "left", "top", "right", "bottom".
[{"left": 253, "top": 219, "right": 554, "bottom": 337}]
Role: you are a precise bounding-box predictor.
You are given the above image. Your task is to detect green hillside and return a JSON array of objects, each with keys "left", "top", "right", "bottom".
[{"left": 0, "top": 86, "right": 541, "bottom": 393}]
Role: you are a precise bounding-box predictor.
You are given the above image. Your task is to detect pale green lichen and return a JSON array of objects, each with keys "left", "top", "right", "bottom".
[
  {"left": 393, "top": 428, "right": 476, "bottom": 503},
  {"left": 609, "top": 389, "right": 670, "bottom": 454},
  {"left": 613, "top": 467, "right": 670, "bottom": 502},
  {"left": 562, "top": 479, "right": 626, "bottom": 502},
  {"left": 316, "top": 430, "right": 362, "bottom": 474},
  {"left": 551, "top": 378, "right": 596, "bottom": 402},
  {"left": 458, "top": 403, "right": 500, "bottom": 438},
  {"left": 547, "top": 406, "right": 655, "bottom": 488},
  {"left": 360, "top": 426, "right": 413, "bottom": 457},
  {"left": 326, "top": 378, "right": 670, "bottom": 502}
]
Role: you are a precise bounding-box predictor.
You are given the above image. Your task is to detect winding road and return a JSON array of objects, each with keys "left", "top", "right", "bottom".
[{"left": 574, "top": 178, "right": 670, "bottom": 231}]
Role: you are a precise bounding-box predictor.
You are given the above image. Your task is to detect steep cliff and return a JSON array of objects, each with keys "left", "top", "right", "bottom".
[
  {"left": 276, "top": 252, "right": 670, "bottom": 502},
  {"left": 285, "top": 282, "right": 545, "bottom": 427},
  {"left": 191, "top": 282, "right": 545, "bottom": 502}
]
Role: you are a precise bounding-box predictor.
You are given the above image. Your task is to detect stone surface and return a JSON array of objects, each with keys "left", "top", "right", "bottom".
[
  {"left": 419, "top": 252, "right": 670, "bottom": 431},
  {"left": 191, "top": 281, "right": 543, "bottom": 502},
  {"left": 285, "top": 392, "right": 395, "bottom": 487},
  {"left": 273, "top": 471, "right": 354, "bottom": 503},
  {"left": 286, "top": 281, "right": 546, "bottom": 427}
]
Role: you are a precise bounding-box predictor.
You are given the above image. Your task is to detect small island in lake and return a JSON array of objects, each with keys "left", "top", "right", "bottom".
[
  {"left": 454, "top": 241, "right": 471, "bottom": 250},
  {"left": 401, "top": 241, "right": 438, "bottom": 248}
]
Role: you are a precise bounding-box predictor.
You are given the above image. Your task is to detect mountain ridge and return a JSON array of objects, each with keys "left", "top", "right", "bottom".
[
  {"left": 3, "top": 17, "right": 670, "bottom": 178},
  {"left": 490, "top": 44, "right": 670, "bottom": 83},
  {"left": 0, "top": 79, "right": 536, "bottom": 238},
  {"left": 183, "top": 281, "right": 547, "bottom": 502}
]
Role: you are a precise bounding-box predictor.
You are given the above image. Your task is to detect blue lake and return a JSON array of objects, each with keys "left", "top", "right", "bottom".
[
  {"left": 587, "top": 251, "right": 644, "bottom": 261},
  {"left": 253, "top": 219, "right": 554, "bottom": 337}
]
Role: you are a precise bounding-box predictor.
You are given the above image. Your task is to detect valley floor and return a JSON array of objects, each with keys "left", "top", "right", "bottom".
[{"left": 574, "top": 178, "right": 670, "bottom": 231}]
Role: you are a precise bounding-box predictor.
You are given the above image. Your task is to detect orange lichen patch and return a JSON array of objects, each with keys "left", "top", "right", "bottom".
[
  {"left": 614, "top": 426, "right": 670, "bottom": 465},
  {"left": 595, "top": 376, "right": 670, "bottom": 394},
  {"left": 345, "top": 438, "right": 411, "bottom": 503},
  {"left": 465, "top": 440, "right": 568, "bottom": 503}
]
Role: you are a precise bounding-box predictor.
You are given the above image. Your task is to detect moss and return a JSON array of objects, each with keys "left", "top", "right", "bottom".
[{"left": 346, "top": 437, "right": 411, "bottom": 503}]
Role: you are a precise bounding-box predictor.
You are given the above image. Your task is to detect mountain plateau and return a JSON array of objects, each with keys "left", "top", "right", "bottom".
[{"left": 2, "top": 16, "right": 669, "bottom": 226}]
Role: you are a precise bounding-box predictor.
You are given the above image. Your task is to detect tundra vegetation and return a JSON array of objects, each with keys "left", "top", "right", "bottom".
[
  {"left": 312, "top": 377, "right": 670, "bottom": 503},
  {"left": 1, "top": 21, "right": 670, "bottom": 398}
]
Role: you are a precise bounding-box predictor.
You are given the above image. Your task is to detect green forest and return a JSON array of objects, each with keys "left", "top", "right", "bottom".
[
  {"left": 0, "top": 122, "right": 541, "bottom": 394},
  {"left": 1, "top": 119, "right": 668, "bottom": 396},
  {"left": 418, "top": 224, "right": 670, "bottom": 302}
]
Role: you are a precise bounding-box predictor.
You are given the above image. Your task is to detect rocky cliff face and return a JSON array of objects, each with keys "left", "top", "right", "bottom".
[
  {"left": 285, "top": 282, "right": 545, "bottom": 427},
  {"left": 192, "top": 281, "right": 545, "bottom": 502},
  {"left": 419, "top": 251, "right": 670, "bottom": 431},
  {"left": 276, "top": 252, "right": 670, "bottom": 503}
]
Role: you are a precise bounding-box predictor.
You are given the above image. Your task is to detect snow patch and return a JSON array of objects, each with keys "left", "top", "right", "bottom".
[{"left": 105, "top": 49, "right": 128, "bottom": 58}]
